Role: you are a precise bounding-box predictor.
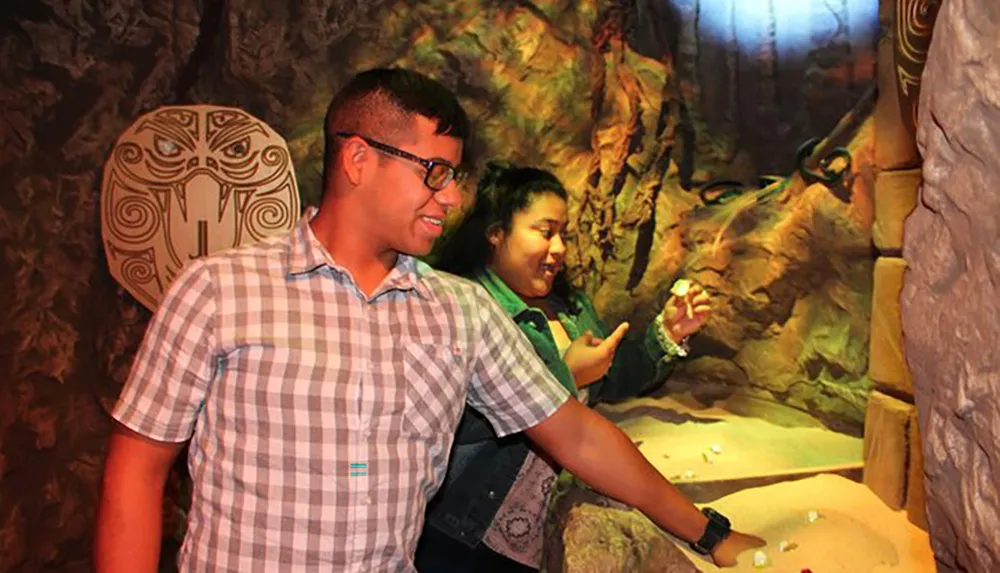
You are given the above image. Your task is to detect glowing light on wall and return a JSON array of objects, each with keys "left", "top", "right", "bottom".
[{"left": 688, "top": 0, "right": 878, "bottom": 56}]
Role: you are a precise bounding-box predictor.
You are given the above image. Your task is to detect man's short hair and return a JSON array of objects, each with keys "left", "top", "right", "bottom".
[{"left": 321, "top": 68, "right": 471, "bottom": 191}]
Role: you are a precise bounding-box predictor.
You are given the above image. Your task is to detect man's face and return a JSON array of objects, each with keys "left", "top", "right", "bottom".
[{"left": 370, "top": 116, "right": 463, "bottom": 256}]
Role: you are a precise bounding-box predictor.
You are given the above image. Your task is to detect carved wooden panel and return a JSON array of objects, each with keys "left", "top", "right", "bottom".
[{"left": 100, "top": 105, "right": 300, "bottom": 310}]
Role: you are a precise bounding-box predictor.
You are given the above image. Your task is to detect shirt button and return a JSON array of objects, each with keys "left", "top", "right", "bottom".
[
  {"left": 362, "top": 429, "right": 372, "bottom": 438},
  {"left": 488, "top": 490, "right": 496, "bottom": 499},
  {"left": 365, "top": 496, "right": 372, "bottom": 505}
]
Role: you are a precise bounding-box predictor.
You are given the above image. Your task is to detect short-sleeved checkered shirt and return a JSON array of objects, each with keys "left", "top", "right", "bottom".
[{"left": 113, "top": 208, "right": 571, "bottom": 572}]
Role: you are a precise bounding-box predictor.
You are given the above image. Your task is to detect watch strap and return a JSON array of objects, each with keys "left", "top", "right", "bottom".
[{"left": 690, "top": 507, "right": 731, "bottom": 555}]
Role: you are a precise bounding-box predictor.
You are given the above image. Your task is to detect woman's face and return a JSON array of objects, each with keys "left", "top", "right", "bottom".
[{"left": 488, "top": 192, "right": 568, "bottom": 300}]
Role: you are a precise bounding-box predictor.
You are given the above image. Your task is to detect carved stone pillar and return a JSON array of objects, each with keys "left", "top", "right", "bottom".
[{"left": 864, "top": 0, "right": 940, "bottom": 531}]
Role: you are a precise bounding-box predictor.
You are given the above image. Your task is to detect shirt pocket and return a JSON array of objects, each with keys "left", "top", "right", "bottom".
[{"left": 398, "top": 340, "right": 468, "bottom": 443}]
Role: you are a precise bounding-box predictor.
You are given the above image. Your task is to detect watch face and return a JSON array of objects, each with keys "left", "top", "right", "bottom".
[{"left": 703, "top": 507, "right": 731, "bottom": 528}]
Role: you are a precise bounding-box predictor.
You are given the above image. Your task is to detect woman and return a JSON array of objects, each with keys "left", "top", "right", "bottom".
[{"left": 415, "top": 162, "right": 714, "bottom": 572}]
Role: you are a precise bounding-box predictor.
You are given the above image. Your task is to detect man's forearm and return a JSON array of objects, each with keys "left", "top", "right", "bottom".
[
  {"left": 94, "top": 468, "right": 166, "bottom": 572},
  {"left": 94, "top": 427, "right": 181, "bottom": 573},
  {"left": 549, "top": 407, "right": 709, "bottom": 543}
]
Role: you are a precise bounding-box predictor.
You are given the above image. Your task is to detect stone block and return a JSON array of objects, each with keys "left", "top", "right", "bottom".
[
  {"left": 873, "top": 168, "right": 921, "bottom": 252},
  {"left": 870, "top": 257, "right": 913, "bottom": 395},
  {"left": 906, "top": 408, "right": 928, "bottom": 530},
  {"left": 875, "top": 37, "right": 921, "bottom": 170},
  {"left": 863, "top": 390, "right": 914, "bottom": 510}
]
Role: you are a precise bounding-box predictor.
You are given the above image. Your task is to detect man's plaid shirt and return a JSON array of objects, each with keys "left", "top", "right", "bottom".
[{"left": 113, "top": 209, "right": 571, "bottom": 572}]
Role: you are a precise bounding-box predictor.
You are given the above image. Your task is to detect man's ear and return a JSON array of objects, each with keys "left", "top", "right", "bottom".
[
  {"left": 486, "top": 223, "right": 504, "bottom": 247},
  {"left": 340, "top": 138, "right": 373, "bottom": 187}
]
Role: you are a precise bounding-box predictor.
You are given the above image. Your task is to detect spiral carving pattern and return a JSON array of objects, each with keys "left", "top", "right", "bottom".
[
  {"left": 120, "top": 255, "right": 156, "bottom": 285},
  {"left": 108, "top": 194, "right": 160, "bottom": 243},
  {"left": 895, "top": 0, "right": 942, "bottom": 132},
  {"left": 115, "top": 143, "right": 143, "bottom": 165},
  {"left": 260, "top": 146, "right": 287, "bottom": 169},
  {"left": 245, "top": 197, "right": 292, "bottom": 241}
]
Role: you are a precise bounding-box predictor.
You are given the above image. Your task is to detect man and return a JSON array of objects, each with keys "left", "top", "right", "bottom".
[{"left": 95, "top": 68, "right": 763, "bottom": 572}]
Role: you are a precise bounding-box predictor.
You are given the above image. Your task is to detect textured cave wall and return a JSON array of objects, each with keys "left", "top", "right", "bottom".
[
  {"left": 0, "top": 1, "right": 875, "bottom": 571},
  {"left": 257, "top": 0, "right": 878, "bottom": 433},
  {"left": 901, "top": 0, "right": 1000, "bottom": 571},
  {"left": 0, "top": 2, "right": 398, "bottom": 570},
  {"left": 0, "top": 4, "right": 201, "bottom": 570}
]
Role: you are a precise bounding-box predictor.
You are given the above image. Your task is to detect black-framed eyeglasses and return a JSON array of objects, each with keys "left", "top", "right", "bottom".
[{"left": 336, "top": 131, "right": 459, "bottom": 191}]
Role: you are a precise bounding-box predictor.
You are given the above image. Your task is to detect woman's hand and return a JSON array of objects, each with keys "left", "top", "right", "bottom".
[
  {"left": 661, "top": 280, "right": 711, "bottom": 342},
  {"left": 563, "top": 323, "right": 629, "bottom": 387}
]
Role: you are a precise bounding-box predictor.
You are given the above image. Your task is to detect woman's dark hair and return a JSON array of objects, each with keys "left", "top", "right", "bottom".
[{"left": 433, "top": 161, "right": 569, "bottom": 278}]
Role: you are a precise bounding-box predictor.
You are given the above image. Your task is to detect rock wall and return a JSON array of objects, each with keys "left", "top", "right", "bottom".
[
  {"left": 543, "top": 473, "right": 701, "bottom": 573},
  {"left": 658, "top": 137, "right": 875, "bottom": 434},
  {"left": 0, "top": 2, "right": 399, "bottom": 570},
  {"left": 901, "top": 0, "right": 1000, "bottom": 571},
  {"left": 0, "top": 1, "right": 876, "bottom": 571},
  {"left": 282, "top": 0, "right": 878, "bottom": 432}
]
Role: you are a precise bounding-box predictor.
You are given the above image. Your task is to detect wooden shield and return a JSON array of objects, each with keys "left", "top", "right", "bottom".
[{"left": 100, "top": 105, "right": 300, "bottom": 310}]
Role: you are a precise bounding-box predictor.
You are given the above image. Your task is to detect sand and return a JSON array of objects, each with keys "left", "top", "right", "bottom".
[
  {"left": 595, "top": 395, "right": 863, "bottom": 485},
  {"left": 678, "top": 474, "right": 936, "bottom": 573},
  {"left": 593, "top": 394, "right": 935, "bottom": 572}
]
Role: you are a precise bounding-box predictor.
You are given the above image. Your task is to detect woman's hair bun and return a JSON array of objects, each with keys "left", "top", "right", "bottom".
[{"left": 480, "top": 160, "right": 514, "bottom": 189}]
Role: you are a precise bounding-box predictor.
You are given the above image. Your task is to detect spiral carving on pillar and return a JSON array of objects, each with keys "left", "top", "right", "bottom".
[{"left": 894, "top": 0, "right": 943, "bottom": 136}]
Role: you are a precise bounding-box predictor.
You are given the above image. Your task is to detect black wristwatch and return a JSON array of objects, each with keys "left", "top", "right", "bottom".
[{"left": 689, "top": 507, "right": 731, "bottom": 555}]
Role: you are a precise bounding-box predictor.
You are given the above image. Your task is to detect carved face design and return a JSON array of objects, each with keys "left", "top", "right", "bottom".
[{"left": 100, "top": 105, "right": 300, "bottom": 310}]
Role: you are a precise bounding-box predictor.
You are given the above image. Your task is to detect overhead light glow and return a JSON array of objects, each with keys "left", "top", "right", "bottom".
[{"left": 686, "top": 0, "right": 877, "bottom": 55}]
